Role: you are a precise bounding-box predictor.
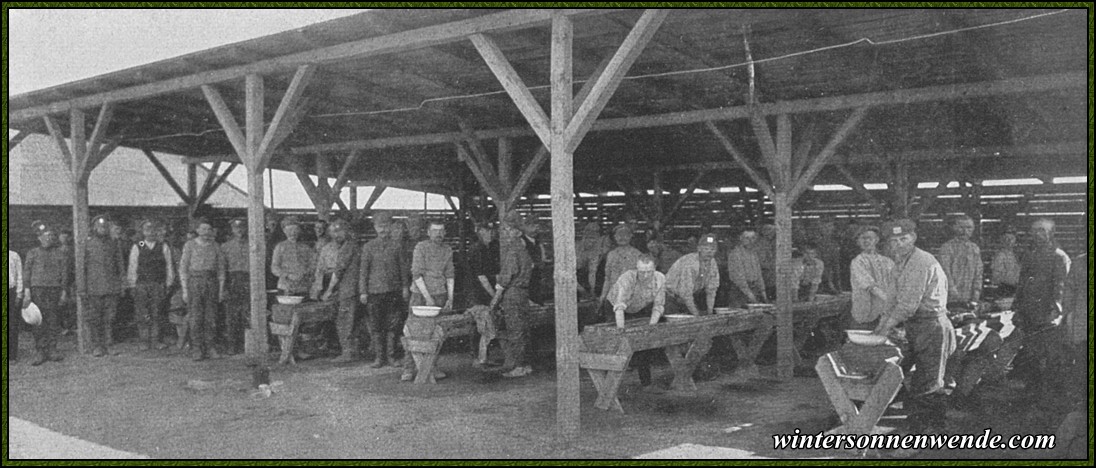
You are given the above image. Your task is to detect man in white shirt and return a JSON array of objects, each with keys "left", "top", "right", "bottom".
[
  {"left": 605, "top": 255, "right": 666, "bottom": 391},
  {"left": 9, "top": 250, "right": 25, "bottom": 362}
]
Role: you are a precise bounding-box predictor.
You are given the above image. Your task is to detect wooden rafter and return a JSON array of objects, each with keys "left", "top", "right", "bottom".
[
  {"left": 12, "top": 9, "right": 619, "bottom": 124},
  {"left": 563, "top": 9, "right": 669, "bottom": 154},
  {"left": 788, "top": 106, "right": 869, "bottom": 202},
  {"left": 196, "top": 162, "right": 239, "bottom": 207},
  {"left": 704, "top": 120, "right": 775, "bottom": 200},
  {"left": 469, "top": 33, "right": 552, "bottom": 148},
  {"left": 364, "top": 185, "right": 387, "bottom": 210}
]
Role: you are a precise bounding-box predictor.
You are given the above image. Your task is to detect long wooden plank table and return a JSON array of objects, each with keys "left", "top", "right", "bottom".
[
  {"left": 578, "top": 310, "right": 775, "bottom": 412},
  {"left": 402, "top": 300, "right": 599, "bottom": 384}
]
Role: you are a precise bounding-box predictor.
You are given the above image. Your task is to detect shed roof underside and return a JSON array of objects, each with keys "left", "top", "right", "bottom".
[{"left": 9, "top": 8, "right": 1088, "bottom": 197}]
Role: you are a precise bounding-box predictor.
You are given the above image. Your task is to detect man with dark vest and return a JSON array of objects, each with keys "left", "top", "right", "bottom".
[
  {"left": 127, "top": 219, "right": 174, "bottom": 351},
  {"left": 86, "top": 215, "right": 126, "bottom": 357},
  {"left": 221, "top": 218, "right": 250, "bottom": 355}
]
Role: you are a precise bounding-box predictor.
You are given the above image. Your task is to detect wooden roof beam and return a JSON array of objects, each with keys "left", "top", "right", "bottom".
[
  {"left": 12, "top": 9, "right": 619, "bottom": 123},
  {"left": 288, "top": 72, "right": 1086, "bottom": 156}
]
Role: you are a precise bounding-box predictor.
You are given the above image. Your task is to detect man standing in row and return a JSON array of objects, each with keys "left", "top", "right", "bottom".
[
  {"left": 490, "top": 212, "right": 535, "bottom": 378},
  {"left": 727, "top": 229, "right": 767, "bottom": 307},
  {"left": 936, "top": 214, "right": 983, "bottom": 310},
  {"left": 359, "top": 212, "right": 408, "bottom": 368},
  {"left": 220, "top": 218, "right": 250, "bottom": 355},
  {"left": 403, "top": 220, "right": 455, "bottom": 381},
  {"left": 271, "top": 216, "right": 315, "bottom": 296},
  {"left": 1011, "top": 218, "right": 1070, "bottom": 397},
  {"left": 312, "top": 218, "right": 360, "bottom": 362},
  {"left": 179, "top": 218, "right": 226, "bottom": 361},
  {"left": 873, "top": 219, "right": 955, "bottom": 433},
  {"left": 664, "top": 234, "right": 720, "bottom": 316},
  {"left": 9, "top": 249, "right": 25, "bottom": 362},
  {"left": 85, "top": 215, "right": 126, "bottom": 357},
  {"left": 127, "top": 219, "right": 174, "bottom": 351},
  {"left": 23, "top": 222, "right": 71, "bottom": 365}
]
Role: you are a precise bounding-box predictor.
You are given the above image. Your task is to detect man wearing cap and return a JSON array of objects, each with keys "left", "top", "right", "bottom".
[
  {"left": 604, "top": 255, "right": 667, "bottom": 390},
  {"left": 84, "top": 215, "right": 126, "bottom": 357},
  {"left": 312, "top": 218, "right": 361, "bottom": 362},
  {"left": 936, "top": 214, "right": 984, "bottom": 311},
  {"left": 600, "top": 224, "right": 644, "bottom": 308},
  {"left": 127, "top": 219, "right": 174, "bottom": 351},
  {"left": 271, "top": 216, "right": 316, "bottom": 295},
  {"left": 664, "top": 234, "right": 720, "bottom": 316},
  {"left": 402, "top": 220, "right": 455, "bottom": 381},
  {"left": 23, "top": 222, "right": 72, "bottom": 365},
  {"left": 220, "top": 218, "right": 249, "bottom": 355},
  {"left": 873, "top": 219, "right": 955, "bottom": 432},
  {"left": 179, "top": 218, "right": 227, "bottom": 361},
  {"left": 359, "top": 212, "right": 409, "bottom": 368},
  {"left": 57, "top": 228, "right": 77, "bottom": 336},
  {"left": 489, "top": 212, "right": 535, "bottom": 378},
  {"left": 727, "top": 228, "right": 768, "bottom": 307}
]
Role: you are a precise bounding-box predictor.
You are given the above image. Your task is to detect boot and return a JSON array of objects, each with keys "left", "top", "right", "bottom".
[
  {"left": 386, "top": 332, "right": 399, "bottom": 367},
  {"left": 369, "top": 333, "right": 387, "bottom": 368},
  {"left": 137, "top": 325, "right": 151, "bottom": 351},
  {"left": 332, "top": 330, "right": 357, "bottom": 363}
]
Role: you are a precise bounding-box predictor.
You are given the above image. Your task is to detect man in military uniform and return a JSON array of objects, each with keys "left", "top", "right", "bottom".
[
  {"left": 86, "top": 215, "right": 126, "bottom": 357},
  {"left": 312, "top": 218, "right": 361, "bottom": 362},
  {"left": 220, "top": 218, "right": 250, "bottom": 355},
  {"left": 489, "top": 212, "right": 535, "bottom": 378},
  {"left": 359, "top": 212, "right": 409, "bottom": 368},
  {"left": 23, "top": 222, "right": 72, "bottom": 365}
]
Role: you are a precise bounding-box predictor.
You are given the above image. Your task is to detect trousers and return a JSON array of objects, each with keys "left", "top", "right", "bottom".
[
  {"left": 186, "top": 273, "right": 220, "bottom": 354},
  {"left": 85, "top": 294, "right": 119, "bottom": 351},
  {"left": 223, "top": 271, "right": 250, "bottom": 353},
  {"left": 29, "top": 287, "right": 62, "bottom": 358},
  {"left": 132, "top": 283, "right": 167, "bottom": 346},
  {"left": 499, "top": 286, "right": 529, "bottom": 370}
]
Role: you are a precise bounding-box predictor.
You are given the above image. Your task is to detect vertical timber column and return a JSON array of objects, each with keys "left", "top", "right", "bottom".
[
  {"left": 772, "top": 192, "right": 795, "bottom": 379},
  {"left": 70, "top": 109, "right": 90, "bottom": 353},
  {"left": 550, "top": 12, "right": 580, "bottom": 438},
  {"left": 244, "top": 74, "right": 269, "bottom": 357}
]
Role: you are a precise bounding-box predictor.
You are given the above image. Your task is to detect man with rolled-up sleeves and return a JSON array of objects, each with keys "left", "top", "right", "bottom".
[{"left": 873, "top": 219, "right": 955, "bottom": 433}]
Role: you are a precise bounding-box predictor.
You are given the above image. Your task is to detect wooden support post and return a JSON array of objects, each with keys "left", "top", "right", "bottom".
[
  {"left": 202, "top": 65, "right": 313, "bottom": 360},
  {"left": 43, "top": 104, "right": 118, "bottom": 353},
  {"left": 498, "top": 137, "right": 513, "bottom": 194},
  {"left": 549, "top": 11, "right": 580, "bottom": 438},
  {"left": 316, "top": 153, "right": 333, "bottom": 220},
  {"left": 348, "top": 186, "right": 358, "bottom": 212}
]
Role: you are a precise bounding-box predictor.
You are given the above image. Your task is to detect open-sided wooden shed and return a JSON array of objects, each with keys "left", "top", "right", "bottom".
[{"left": 8, "top": 8, "right": 1087, "bottom": 437}]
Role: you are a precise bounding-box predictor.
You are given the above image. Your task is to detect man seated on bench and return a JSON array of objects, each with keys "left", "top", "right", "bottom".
[{"left": 602, "top": 255, "right": 666, "bottom": 392}]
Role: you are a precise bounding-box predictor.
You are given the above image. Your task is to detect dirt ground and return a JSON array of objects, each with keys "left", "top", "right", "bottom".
[{"left": 4, "top": 329, "right": 1087, "bottom": 461}]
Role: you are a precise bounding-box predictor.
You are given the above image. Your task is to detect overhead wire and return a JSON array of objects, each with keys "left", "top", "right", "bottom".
[{"left": 132, "top": 9, "right": 1071, "bottom": 141}]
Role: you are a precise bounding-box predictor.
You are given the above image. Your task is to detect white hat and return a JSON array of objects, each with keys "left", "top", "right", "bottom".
[{"left": 22, "top": 302, "right": 42, "bottom": 326}]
